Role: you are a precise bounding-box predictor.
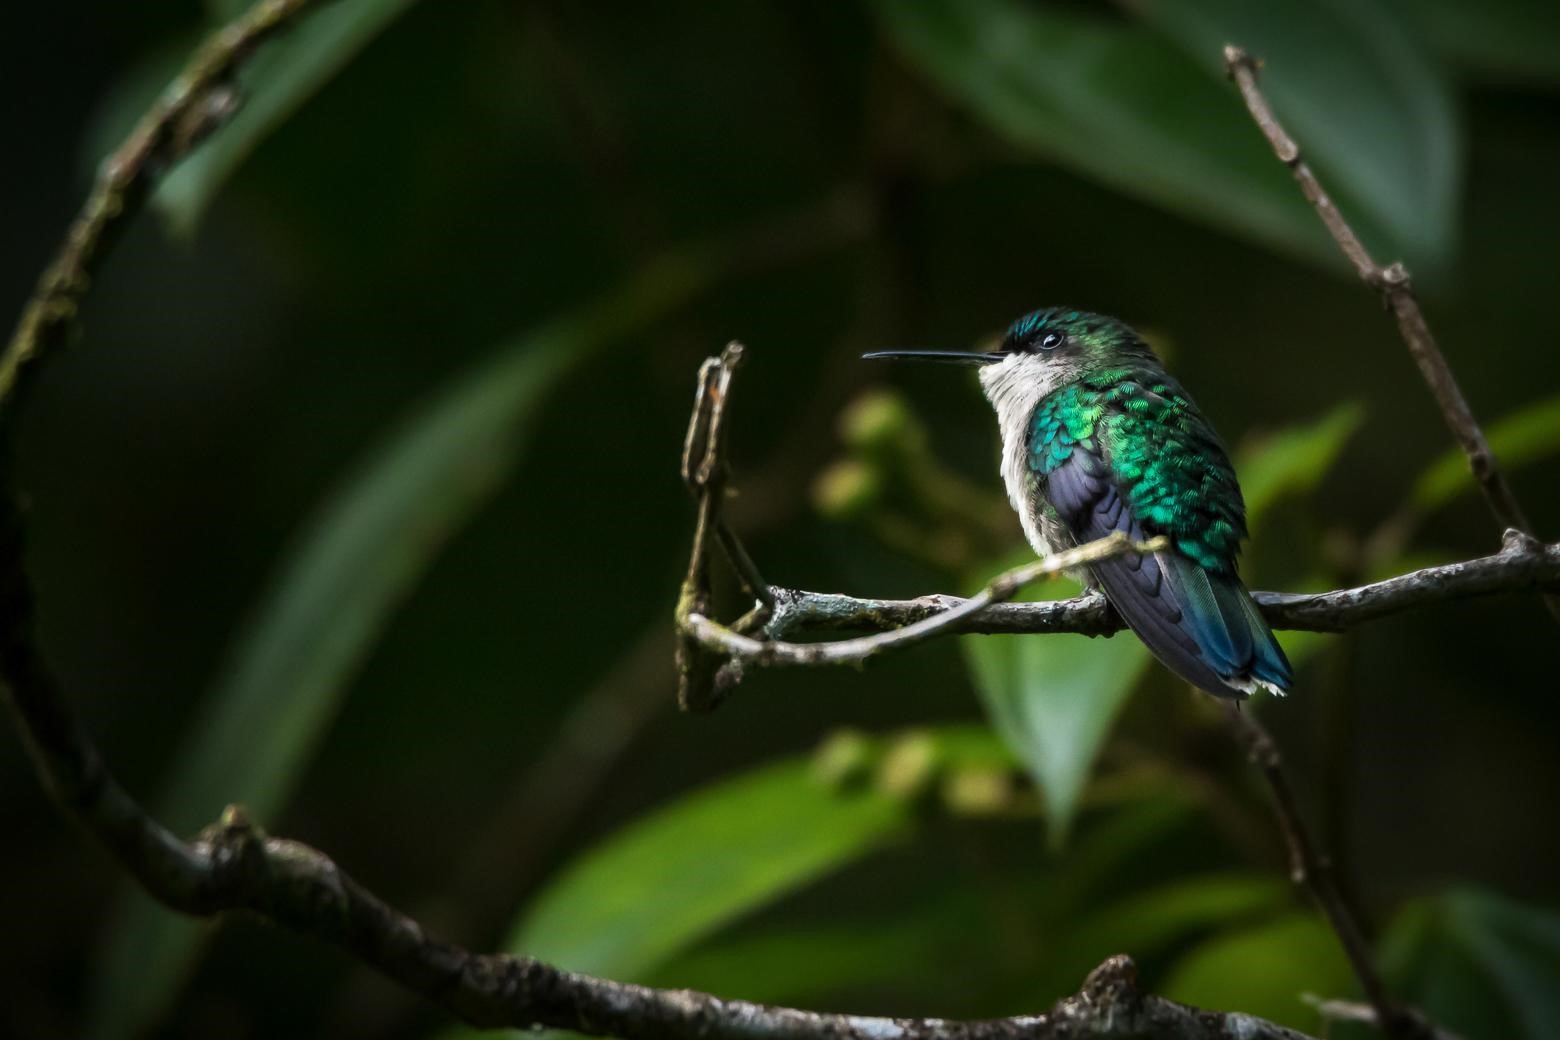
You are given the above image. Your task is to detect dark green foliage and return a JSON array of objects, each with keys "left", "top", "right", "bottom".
[{"left": 2, "top": 2, "right": 1559, "bottom": 1038}]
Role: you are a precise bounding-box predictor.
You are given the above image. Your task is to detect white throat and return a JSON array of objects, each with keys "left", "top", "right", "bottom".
[{"left": 977, "top": 353, "right": 1087, "bottom": 557}]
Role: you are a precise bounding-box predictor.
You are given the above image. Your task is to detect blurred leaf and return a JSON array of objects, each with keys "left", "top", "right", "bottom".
[
  {"left": 154, "top": 0, "right": 421, "bottom": 237},
  {"left": 913, "top": 720, "right": 1021, "bottom": 772},
  {"left": 1035, "top": 872, "right": 1288, "bottom": 998},
  {"left": 1068, "top": 872, "right": 1288, "bottom": 959},
  {"left": 1142, "top": 0, "right": 1461, "bottom": 271},
  {"left": 435, "top": 757, "right": 913, "bottom": 1040},
  {"left": 1160, "top": 912, "right": 1356, "bottom": 1031},
  {"left": 1236, "top": 403, "right": 1364, "bottom": 531},
  {"left": 455, "top": 745, "right": 1196, "bottom": 1037},
  {"left": 510, "top": 759, "right": 909, "bottom": 979},
  {"left": 961, "top": 553, "right": 1152, "bottom": 846},
  {"left": 652, "top": 887, "right": 1025, "bottom": 1012},
  {"left": 874, "top": 0, "right": 1344, "bottom": 269},
  {"left": 653, "top": 788, "right": 1210, "bottom": 1012},
  {"left": 1383, "top": 0, "right": 1560, "bottom": 85},
  {"left": 651, "top": 920, "right": 945, "bottom": 1007},
  {"left": 1412, "top": 392, "right": 1560, "bottom": 513},
  {"left": 1381, "top": 888, "right": 1560, "bottom": 1040},
  {"left": 86, "top": 253, "right": 713, "bottom": 1040},
  {"left": 1237, "top": 405, "right": 1361, "bottom": 672},
  {"left": 1030, "top": 786, "right": 1203, "bottom": 913}
]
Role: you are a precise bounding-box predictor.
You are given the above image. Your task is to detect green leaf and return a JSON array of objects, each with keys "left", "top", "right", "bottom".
[
  {"left": 1142, "top": 0, "right": 1461, "bottom": 272},
  {"left": 85, "top": 252, "right": 712, "bottom": 1040},
  {"left": 1160, "top": 912, "right": 1357, "bottom": 1032},
  {"left": 651, "top": 922, "right": 943, "bottom": 1008},
  {"left": 511, "top": 759, "right": 909, "bottom": 979},
  {"left": 1237, "top": 403, "right": 1365, "bottom": 532},
  {"left": 1233, "top": 405, "right": 1365, "bottom": 685},
  {"left": 652, "top": 789, "right": 1209, "bottom": 1012},
  {"left": 1412, "top": 392, "right": 1560, "bottom": 513},
  {"left": 1381, "top": 888, "right": 1560, "bottom": 1040},
  {"left": 873, "top": 0, "right": 1340, "bottom": 269},
  {"left": 1033, "top": 872, "right": 1288, "bottom": 1000},
  {"left": 1067, "top": 872, "right": 1288, "bottom": 961},
  {"left": 154, "top": 0, "right": 422, "bottom": 237},
  {"left": 961, "top": 554, "right": 1152, "bottom": 846},
  {"left": 437, "top": 757, "right": 912, "bottom": 1040}
]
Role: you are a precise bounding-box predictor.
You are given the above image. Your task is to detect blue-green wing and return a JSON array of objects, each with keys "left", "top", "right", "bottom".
[{"left": 1031, "top": 376, "right": 1291, "bottom": 697}]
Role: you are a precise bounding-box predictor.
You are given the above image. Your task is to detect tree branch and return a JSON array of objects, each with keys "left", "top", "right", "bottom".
[
  {"left": 1228, "top": 710, "right": 1437, "bottom": 1040},
  {"left": 686, "top": 531, "right": 1168, "bottom": 667},
  {"left": 745, "top": 529, "right": 1559, "bottom": 644},
  {"left": 1, "top": 0, "right": 325, "bottom": 408},
  {"left": 1223, "top": 45, "right": 1559, "bottom": 624},
  {"left": 1, "top": 471, "right": 1317, "bottom": 1039}
]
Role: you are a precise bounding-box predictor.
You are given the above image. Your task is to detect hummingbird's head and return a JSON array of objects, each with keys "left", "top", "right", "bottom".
[
  {"left": 988, "top": 306, "right": 1152, "bottom": 370},
  {"left": 863, "top": 307, "right": 1154, "bottom": 412}
]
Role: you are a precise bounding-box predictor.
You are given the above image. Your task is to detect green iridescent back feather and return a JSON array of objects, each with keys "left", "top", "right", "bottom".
[{"left": 1028, "top": 368, "right": 1246, "bottom": 573}]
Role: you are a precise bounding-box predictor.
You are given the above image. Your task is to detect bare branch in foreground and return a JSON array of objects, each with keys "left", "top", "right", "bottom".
[
  {"left": 1223, "top": 46, "right": 1559, "bottom": 623},
  {"left": 685, "top": 531, "right": 1168, "bottom": 667},
  {"left": 0, "top": 483, "right": 1316, "bottom": 1040},
  {"left": 1, "top": 0, "right": 324, "bottom": 408}
]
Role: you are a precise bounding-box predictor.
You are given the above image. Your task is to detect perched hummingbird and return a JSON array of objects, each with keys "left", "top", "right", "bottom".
[{"left": 866, "top": 307, "right": 1292, "bottom": 699}]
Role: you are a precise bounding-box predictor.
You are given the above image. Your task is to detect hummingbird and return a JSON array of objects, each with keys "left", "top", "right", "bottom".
[{"left": 865, "top": 307, "right": 1291, "bottom": 699}]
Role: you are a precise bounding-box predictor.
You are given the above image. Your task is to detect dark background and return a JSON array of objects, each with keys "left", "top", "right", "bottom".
[{"left": 3, "top": 2, "right": 1558, "bottom": 1039}]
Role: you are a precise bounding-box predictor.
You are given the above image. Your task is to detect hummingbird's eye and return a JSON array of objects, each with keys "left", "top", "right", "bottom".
[{"left": 1038, "top": 332, "right": 1064, "bottom": 351}]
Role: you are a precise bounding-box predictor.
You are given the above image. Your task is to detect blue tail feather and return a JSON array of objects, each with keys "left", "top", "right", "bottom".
[
  {"left": 1239, "top": 589, "right": 1293, "bottom": 690},
  {"left": 1162, "top": 554, "right": 1292, "bottom": 695}
]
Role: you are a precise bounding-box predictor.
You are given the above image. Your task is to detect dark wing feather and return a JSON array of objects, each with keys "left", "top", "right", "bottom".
[
  {"left": 1034, "top": 374, "right": 1293, "bottom": 697},
  {"left": 1043, "top": 448, "right": 1237, "bottom": 695}
]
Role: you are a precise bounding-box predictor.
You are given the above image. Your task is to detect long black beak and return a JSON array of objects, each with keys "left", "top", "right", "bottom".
[{"left": 861, "top": 350, "right": 1002, "bottom": 366}]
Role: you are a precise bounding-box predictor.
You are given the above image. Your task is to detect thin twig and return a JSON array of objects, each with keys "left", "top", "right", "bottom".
[
  {"left": 688, "top": 348, "right": 774, "bottom": 608},
  {"left": 1228, "top": 709, "right": 1437, "bottom": 1040},
  {"left": 1223, "top": 46, "right": 1559, "bottom": 623},
  {"left": 1, "top": 0, "right": 324, "bottom": 409},
  {"left": 684, "top": 532, "right": 1167, "bottom": 668},
  {"left": 754, "top": 530, "right": 1560, "bottom": 641},
  {"left": 715, "top": 524, "right": 774, "bottom": 609},
  {"left": 675, "top": 343, "right": 755, "bottom": 710}
]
